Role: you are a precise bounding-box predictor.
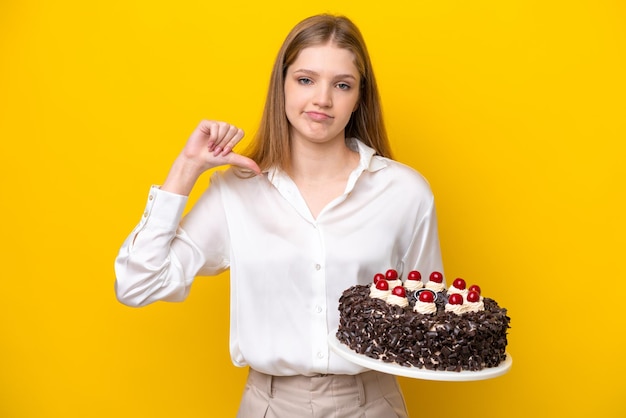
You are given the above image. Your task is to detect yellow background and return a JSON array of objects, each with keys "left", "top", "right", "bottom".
[{"left": 1, "top": 0, "right": 625, "bottom": 417}]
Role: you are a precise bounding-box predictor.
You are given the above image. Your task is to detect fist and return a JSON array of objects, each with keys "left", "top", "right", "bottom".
[{"left": 182, "top": 120, "right": 260, "bottom": 174}]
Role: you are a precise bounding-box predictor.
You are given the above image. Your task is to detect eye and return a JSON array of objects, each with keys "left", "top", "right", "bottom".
[
  {"left": 336, "top": 82, "right": 351, "bottom": 91},
  {"left": 298, "top": 77, "right": 313, "bottom": 85}
]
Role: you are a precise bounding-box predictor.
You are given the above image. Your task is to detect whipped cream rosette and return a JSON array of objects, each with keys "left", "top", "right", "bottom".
[
  {"left": 464, "top": 288, "right": 485, "bottom": 313},
  {"left": 387, "top": 286, "right": 409, "bottom": 307},
  {"left": 425, "top": 271, "right": 445, "bottom": 292},
  {"left": 445, "top": 293, "right": 467, "bottom": 315},
  {"left": 448, "top": 277, "right": 469, "bottom": 297},
  {"left": 413, "top": 289, "right": 437, "bottom": 314},
  {"left": 383, "top": 269, "right": 403, "bottom": 290},
  {"left": 369, "top": 280, "right": 390, "bottom": 300},
  {"left": 403, "top": 270, "right": 424, "bottom": 292}
]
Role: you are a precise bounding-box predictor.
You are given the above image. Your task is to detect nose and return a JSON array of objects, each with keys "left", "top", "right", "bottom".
[{"left": 313, "top": 84, "right": 332, "bottom": 108}]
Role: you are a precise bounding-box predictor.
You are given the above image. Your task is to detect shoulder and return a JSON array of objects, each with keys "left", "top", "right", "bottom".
[
  {"left": 371, "top": 156, "right": 434, "bottom": 196},
  {"left": 354, "top": 138, "right": 433, "bottom": 195}
]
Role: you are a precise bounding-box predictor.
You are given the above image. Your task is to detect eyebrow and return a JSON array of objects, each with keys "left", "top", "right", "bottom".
[{"left": 292, "top": 69, "right": 358, "bottom": 80}]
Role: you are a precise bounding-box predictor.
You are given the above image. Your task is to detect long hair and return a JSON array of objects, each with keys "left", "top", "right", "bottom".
[{"left": 244, "top": 14, "right": 392, "bottom": 174}]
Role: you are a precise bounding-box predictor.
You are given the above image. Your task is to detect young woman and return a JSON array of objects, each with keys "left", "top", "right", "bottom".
[{"left": 115, "top": 14, "right": 444, "bottom": 417}]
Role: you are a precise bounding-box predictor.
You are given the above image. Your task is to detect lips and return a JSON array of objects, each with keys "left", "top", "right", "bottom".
[{"left": 305, "top": 111, "right": 333, "bottom": 121}]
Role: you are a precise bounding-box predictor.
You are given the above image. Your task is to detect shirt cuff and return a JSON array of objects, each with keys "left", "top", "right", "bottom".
[{"left": 140, "top": 185, "right": 189, "bottom": 229}]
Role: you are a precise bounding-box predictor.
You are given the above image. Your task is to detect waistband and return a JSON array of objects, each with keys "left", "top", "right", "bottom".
[{"left": 247, "top": 368, "right": 394, "bottom": 407}]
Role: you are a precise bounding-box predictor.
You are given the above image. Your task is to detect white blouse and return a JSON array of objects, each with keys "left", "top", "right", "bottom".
[{"left": 114, "top": 139, "right": 444, "bottom": 376}]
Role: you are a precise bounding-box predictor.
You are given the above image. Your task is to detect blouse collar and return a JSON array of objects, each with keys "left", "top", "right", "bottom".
[{"left": 265, "top": 138, "right": 388, "bottom": 184}]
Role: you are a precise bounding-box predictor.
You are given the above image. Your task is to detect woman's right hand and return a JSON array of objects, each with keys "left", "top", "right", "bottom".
[{"left": 161, "top": 120, "right": 261, "bottom": 195}]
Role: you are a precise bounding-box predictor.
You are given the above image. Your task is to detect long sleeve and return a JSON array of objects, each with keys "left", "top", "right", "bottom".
[
  {"left": 401, "top": 192, "right": 445, "bottom": 284},
  {"left": 114, "top": 186, "right": 210, "bottom": 307}
]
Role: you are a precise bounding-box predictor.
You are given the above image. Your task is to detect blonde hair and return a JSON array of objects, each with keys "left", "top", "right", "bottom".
[{"left": 245, "top": 14, "right": 392, "bottom": 173}]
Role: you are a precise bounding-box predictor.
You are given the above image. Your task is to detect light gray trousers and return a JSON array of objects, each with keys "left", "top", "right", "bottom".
[{"left": 237, "top": 368, "right": 409, "bottom": 418}]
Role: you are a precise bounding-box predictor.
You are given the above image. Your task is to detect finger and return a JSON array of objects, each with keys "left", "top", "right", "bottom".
[
  {"left": 213, "top": 124, "right": 243, "bottom": 156},
  {"left": 201, "top": 120, "right": 220, "bottom": 151},
  {"left": 219, "top": 127, "right": 245, "bottom": 156},
  {"left": 209, "top": 122, "right": 229, "bottom": 154}
]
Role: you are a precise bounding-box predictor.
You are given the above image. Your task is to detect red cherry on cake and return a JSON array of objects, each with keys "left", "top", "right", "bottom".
[
  {"left": 392, "top": 286, "right": 406, "bottom": 297},
  {"left": 452, "top": 278, "right": 466, "bottom": 290},
  {"left": 407, "top": 270, "right": 421, "bottom": 281},
  {"left": 385, "top": 269, "right": 399, "bottom": 280},
  {"left": 448, "top": 293, "right": 463, "bottom": 305},
  {"left": 468, "top": 284, "right": 481, "bottom": 295},
  {"left": 373, "top": 273, "right": 385, "bottom": 284},
  {"left": 467, "top": 290, "right": 480, "bottom": 303},
  {"left": 429, "top": 271, "right": 444, "bottom": 283},
  {"left": 418, "top": 290, "right": 434, "bottom": 303},
  {"left": 375, "top": 280, "right": 389, "bottom": 291}
]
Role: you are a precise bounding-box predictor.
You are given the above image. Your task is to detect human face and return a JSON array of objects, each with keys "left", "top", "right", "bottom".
[{"left": 284, "top": 43, "right": 361, "bottom": 147}]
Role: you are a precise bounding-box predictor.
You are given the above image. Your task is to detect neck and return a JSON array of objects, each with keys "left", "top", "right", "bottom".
[{"left": 289, "top": 137, "right": 358, "bottom": 182}]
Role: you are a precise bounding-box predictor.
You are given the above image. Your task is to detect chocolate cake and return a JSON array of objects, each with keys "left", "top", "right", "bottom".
[{"left": 336, "top": 271, "right": 511, "bottom": 372}]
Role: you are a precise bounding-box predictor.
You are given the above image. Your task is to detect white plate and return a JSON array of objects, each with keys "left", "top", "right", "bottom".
[{"left": 329, "top": 329, "right": 512, "bottom": 381}]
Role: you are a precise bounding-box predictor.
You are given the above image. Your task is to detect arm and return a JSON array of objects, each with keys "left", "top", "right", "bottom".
[
  {"left": 401, "top": 194, "right": 445, "bottom": 284},
  {"left": 114, "top": 120, "right": 260, "bottom": 307}
]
